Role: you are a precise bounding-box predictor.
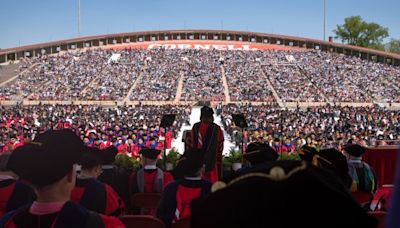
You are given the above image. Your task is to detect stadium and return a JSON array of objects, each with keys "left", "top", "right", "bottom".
[{"left": 0, "top": 3, "right": 400, "bottom": 227}]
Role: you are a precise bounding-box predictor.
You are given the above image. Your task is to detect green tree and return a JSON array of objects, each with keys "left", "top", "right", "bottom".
[
  {"left": 334, "top": 16, "right": 389, "bottom": 50},
  {"left": 385, "top": 39, "right": 400, "bottom": 53}
]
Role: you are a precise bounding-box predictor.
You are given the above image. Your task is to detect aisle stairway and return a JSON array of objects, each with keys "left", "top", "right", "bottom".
[
  {"left": 220, "top": 65, "right": 231, "bottom": 103},
  {"left": 174, "top": 72, "right": 185, "bottom": 103}
]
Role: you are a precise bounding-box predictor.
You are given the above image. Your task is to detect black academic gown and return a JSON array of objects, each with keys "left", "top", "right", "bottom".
[
  {"left": 98, "top": 165, "right": 131, "bottom": 208},
  {"left": 0, "top": 201, "right": 124, "bottom": 228},
  {"left": 0, "top": 178, "right": 36, "bottom": 217},
  {"left": 157, "top": 178, "right": 212, "bottom": 228}
]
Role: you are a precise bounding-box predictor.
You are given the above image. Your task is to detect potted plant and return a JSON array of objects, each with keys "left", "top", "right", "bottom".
[
  {"left": 226, "top": 147, "right": 243, "bottom": 171},
  {"left": 279, "top": 152, "right": 301, "bottom": 161},
  {"left": 161, "top": 147, "right": 180, "bottom": 171},
  {"left": 114, "top": 154, "right": 141, "bottom": 170},
  {"left": 222, "top": 155, "right": 232, "bottom": 171},
  {"left": 167, "top": 147, "right": 180, "bottom": 170}
]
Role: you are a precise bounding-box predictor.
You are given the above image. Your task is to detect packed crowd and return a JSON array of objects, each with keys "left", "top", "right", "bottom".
[
  {"left": 265, "top": 65, "right": 322, "bottom": 102},
  {"left": 81, "top": 49, "right": 144, "bottom": 100},
  {"left": 0, "top": 56, "right": 67, "bottom": 100},
  {"left": 0, "top": 104, "right": 191, "bottom": 154},
  {"left": 299, "top": 52, "right": 389, "bottom": 102},
  {"left": 221, "top": 104, "right": 400, "bottom": 150},
  {"left": 180, "top": 49, "right": 225, "bottom": 101},
  {"left": 129, "top": 48, "right": 186, "bottom": 101},
  {"left": 0, "top": 109, "right": 395, "bottom": 227},
  {"left": 222, "top": 50, "right": 275, "bottom": 102},
  {"left": 1, "top": 48, "right": 399, "bottom": 103}
]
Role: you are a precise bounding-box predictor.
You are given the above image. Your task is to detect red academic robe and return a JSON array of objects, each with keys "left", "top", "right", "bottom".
[
  {"left": 189, "top": 122, "right": 224, "bottom": 183},
  {"left": 157, "top": 178, "right": 212, "bottom": 227},
  {"left": 12, "top": 141, "right": 24, "bottom": 150},
  {"left": 2, "top": 142, "right": 20, "bottom": 153},
  {"left": 70, "top": 178, "right": 125, "bottom": 217},
  {"left": 129, "top": 168, "right": 174, "bottom": 215},
  {"left": 129, "top": 144, "right": 140, "bottom": 158},
  {"left": 100, "top": 141, "right": 113, "bottom": 150},
  {"left": 129, "top": 169, "right": 174, "bottom": 194},
  {"left": 165, "top": 131, "right": 173, "bottom": 149},
  {"left": 63, "top": 122, "right": 71, "bottom": 129},
  {"left": 145, "top": 141, "right": 164, "bottom": 151},
  {"left": 117, "top": 143, "right": 128, "bottom": 154}
]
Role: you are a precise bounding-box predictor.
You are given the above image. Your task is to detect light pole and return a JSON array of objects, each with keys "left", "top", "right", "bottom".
[
  {"left": 323, "top": 0, "right": 327, "bottom": 41},
  {"left": 78, "top": 0, "right": 81, "bottom": 37}
]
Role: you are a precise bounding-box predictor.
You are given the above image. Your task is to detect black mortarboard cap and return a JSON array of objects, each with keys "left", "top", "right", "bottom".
[
  {"left": 160, "top": 114, "right": 176, "bottom": 128},
  {"left": 244, "top": 142, "right": 278, "bottom": 165},
  {"left": 8, "top": 129, "right": 84, "bottom": 188},
  {"left": 140, "top": 148, "right": 161, "bottom": 160},
  {"left": 101, "top": 146, "right": 118, "bottom": 165},
  {"left": 174, "top": 149, "right": 205, "bottom": 178},
  {"left": 298, "top": 145, "right": 317, "bottom": 162},
  {"left": 316, "top": 148, "right": 351, "bottom": 187},
  {"left": 80, "top": 146, "right": 102, "bottom": 169},
  {"left": 232, "top": 114, "right": 248, "bottom": 128},
  {"left": 343, "top": 144, "right": 366, "bottom": 157},
  {"left": 200, "top": 106, "right": 214, "bottom": 118}
]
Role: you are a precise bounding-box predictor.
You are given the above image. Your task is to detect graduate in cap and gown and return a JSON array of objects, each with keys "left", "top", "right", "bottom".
[
  {"left": 129, "top": 148, "right": 173, "bottom": 195},
  {"left": 0, "top": 153, "right": 36, "bottom": 217},
  {"left": 0, "top": 129, "right": 124, "bottom": 228},
  {"left": 129, "top": 148, "right": 174, "bottom": 215},
  {"left": 71, "top": 146, "right": 125, "bottom": 217},
  {"left": 99, "top": 134, "right": 113, "bottom": 150},
  {"left": 98, "top": 146, "right": 130, "bottom": 208},
  {"left": 238, "top": 142, "right": 279, "bottom": 173},
  {"left": 188, "top": 106, "right": 224, "bottom": 183},
  {"left": 299, "top": 145, "right": 352, "bottom": 189},
  {"left": 165, "top": 128, "right": 173, "bottom": 149},
  {"left": 98, "top": 146, "right": 119, "bottom": 190},
  {"left": 343, "top": 144, "right": 378, "bottom": 193},
  {"left": 157, "top": 149, "right": 212, "bottom": 228},
  {"left": 146, "top": 137, "right": 163, "bottom": 151},
  {"left": 298, "top": 145, "right": 318, "bottom": 162},
  {"left": 116, "top": 139, "right": 128, "bottom": 154},
  {"left": 313, "top": 148, "right": 353, "bottom": 189}
]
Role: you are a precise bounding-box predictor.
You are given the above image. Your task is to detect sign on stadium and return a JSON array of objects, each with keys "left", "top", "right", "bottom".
[
  {"left": 147, "top": 43, "right": 258, "bottom": 50},
  {"left": 109, "top": 41, "right": 297, "bottom": 51}
]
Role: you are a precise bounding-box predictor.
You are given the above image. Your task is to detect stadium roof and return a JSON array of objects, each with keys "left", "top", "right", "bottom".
[{"left": 1, "top": 29, "right": 399, "bottom": 65}]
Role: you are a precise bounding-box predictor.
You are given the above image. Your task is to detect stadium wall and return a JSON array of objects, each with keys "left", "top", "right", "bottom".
[{"left": 1, "top": 29, "right": 399, "bottom": 66}]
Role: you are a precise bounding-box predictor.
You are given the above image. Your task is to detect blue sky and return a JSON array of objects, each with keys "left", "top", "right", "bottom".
[{"left": 0, "top": 0, "right": 399, "bottom": 48}]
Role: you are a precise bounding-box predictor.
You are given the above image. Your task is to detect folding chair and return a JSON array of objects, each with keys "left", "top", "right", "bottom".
[{"left": 130, "top": 193, "right": 162, "bottom": 215}]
